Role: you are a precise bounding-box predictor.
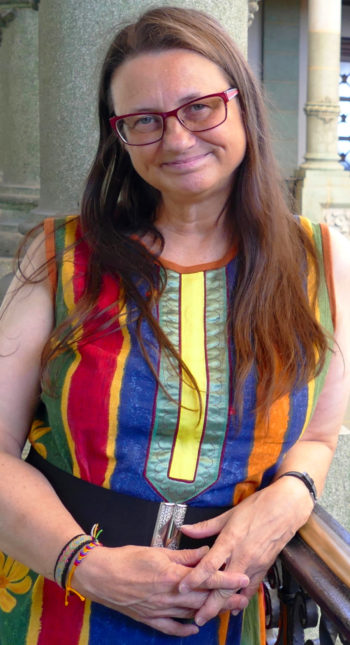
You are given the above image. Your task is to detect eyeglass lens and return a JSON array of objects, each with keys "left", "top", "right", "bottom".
[{"left": 116, "top": 95, "right": 226, "bottom": 145}]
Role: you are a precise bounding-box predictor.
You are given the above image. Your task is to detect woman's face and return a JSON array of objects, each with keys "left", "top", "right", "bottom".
[{"left": 110, "top": 49, "right": 246, "bottom": 205}]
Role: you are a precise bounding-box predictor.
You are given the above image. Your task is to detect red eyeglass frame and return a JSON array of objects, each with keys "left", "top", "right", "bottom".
[{"left": 109, "top": 88, "right": 239, "bottom": 146}]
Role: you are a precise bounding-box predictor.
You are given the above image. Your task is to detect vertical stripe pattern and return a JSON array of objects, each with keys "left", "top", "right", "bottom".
[{"left": 3, "top": 215, "right": 334, "bottom": 645}]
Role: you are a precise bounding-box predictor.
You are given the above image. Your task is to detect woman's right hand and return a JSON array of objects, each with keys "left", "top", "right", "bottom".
[
  {"left": 73, "top": 544, "right": 208, "bottom": 636},
  {"left": 73, "top": 544, "right": 247, "bottom": 636}
]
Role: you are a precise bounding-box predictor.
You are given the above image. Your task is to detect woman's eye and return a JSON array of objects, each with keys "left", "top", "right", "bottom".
[
  {"left": 132, "top": 115, "right": 160, "bottom": 130},
  {"left": 136, "top": 116, "right": 156, "bottom": 125},
  {"left": 183, "top": 102, "right": 212, "bottom": 120},
  {"left": 189, "top": 103, "right": 207, "bottom": 112}
]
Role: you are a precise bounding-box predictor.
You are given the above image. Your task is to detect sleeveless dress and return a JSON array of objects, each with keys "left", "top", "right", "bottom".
[{"left": 0, "top": 216, "right": 335, "bottom": 645}]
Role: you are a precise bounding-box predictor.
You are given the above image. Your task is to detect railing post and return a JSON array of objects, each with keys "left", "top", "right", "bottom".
[
  {"left": 264, "top": 505, "right": 350, "bottom": 645},
  {"left": 265, "top": 560, "right": 318, "bottom": 645}
]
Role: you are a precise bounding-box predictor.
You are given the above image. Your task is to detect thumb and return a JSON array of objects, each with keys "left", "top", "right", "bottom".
[{"left": 181, "top": 511, "right": 230, "bottom": 538}]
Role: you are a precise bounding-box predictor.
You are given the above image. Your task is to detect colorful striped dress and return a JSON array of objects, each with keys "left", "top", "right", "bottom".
[{"left": 0, "top": 216, "right": 334, "bottom": 645}]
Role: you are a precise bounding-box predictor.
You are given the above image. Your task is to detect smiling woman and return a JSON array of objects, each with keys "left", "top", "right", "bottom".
[{"left": 0, "top": 5, "right": 349, "bottom": 645}]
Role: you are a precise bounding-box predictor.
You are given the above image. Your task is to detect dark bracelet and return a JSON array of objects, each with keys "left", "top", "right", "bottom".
[{"left": 277, "top": 471, "right": 317, "bottom": 502}]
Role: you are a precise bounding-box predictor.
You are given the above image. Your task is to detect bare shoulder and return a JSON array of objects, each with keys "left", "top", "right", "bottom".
[
  {"left": 0, "top": 230, "right": 54, "bottom": 453},
  {"left": 326, "top": 228, "right": 350, "bottom": 341},
  {"left": 0, "top": 230, "right": 49, "bottom": 311},
  {"left": 302, "top": 227, "right": 350, "bottom": 441},
  {"left": 0, "top": 228, "right": 54, "bottom": 348}
]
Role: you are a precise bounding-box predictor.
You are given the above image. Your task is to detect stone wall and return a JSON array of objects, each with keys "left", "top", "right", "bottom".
[{"left": 262, "top": 0, "right": 301, "bottom": 179}]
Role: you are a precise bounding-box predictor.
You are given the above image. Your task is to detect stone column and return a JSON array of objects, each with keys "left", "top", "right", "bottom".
[
  {"left": 0, "top": 8, "right": 39, "bottom": 225},
  {"left": 295, "top": 0, "right": 350, "bottom": 222},
  {"left": 33, "top": 0, "right": 249, "bottom": 220}
]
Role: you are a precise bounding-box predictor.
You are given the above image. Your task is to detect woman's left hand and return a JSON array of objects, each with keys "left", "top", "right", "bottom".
[{"left": 178, "top": 476, "right": 314, "bottom": 626}]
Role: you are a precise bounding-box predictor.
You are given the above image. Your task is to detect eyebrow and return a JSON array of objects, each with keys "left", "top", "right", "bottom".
[{"left": 122, "top": 92, "right": 204, "bottom": 114}]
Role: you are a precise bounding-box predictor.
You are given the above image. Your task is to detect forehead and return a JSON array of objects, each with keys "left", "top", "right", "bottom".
[{"left": 110, "top": 49, "right": 230, "bottom": 112}]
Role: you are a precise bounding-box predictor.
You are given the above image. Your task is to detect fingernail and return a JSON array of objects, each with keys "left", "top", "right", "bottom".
[
  {"left": 231, "top": 610, "right": 240, "bottom": 617},
  {"left": 179, "top": 583, "right": 189, "bottom": 593},
  {"left": 196, "top": 617, "right": 205, "bottom": 626}
]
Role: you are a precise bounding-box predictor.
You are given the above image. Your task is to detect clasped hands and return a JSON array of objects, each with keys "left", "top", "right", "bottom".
[{"left": 76, "top": 484, "right": 302, "bottom": 637}]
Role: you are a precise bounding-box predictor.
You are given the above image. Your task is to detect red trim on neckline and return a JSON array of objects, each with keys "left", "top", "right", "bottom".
[{"left": 160, "top": 245, "right": 237, "bottom": 274}]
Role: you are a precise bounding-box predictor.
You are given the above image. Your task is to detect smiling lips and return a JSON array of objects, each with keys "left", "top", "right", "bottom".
[{"left": 162, "top": 152, "right": 210, "bottom": 170}]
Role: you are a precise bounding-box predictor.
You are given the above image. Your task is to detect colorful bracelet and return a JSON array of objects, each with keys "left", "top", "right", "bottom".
[
  {"left": 54, "top": 534, "right": 91, "bottom": 588},
  {"left": 60, "top": 539, "right": 93, "bottom": 590},
  {"left": 54, "top": 525, "right": 103, "bottom": 589},
  {"left": 64, "top": 541, "right": 100, "bottom": 606}
]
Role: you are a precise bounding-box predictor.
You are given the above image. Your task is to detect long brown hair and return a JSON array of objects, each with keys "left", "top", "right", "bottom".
[{"left": 39, "top": 6, "right": 329, "bottom": 415}]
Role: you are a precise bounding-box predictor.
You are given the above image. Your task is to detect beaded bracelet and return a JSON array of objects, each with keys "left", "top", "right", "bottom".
[{"left": 64, "top": 541, "right": 100, "bottom": 606}]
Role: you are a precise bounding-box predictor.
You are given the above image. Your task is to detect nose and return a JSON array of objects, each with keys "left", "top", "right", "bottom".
[{"left": 161, "top": 115, "right": 196, "bottom": 149}]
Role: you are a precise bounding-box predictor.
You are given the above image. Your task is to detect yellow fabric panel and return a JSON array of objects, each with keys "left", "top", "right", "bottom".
[{"left": 168, "top": 272, "right": 207, "bottom": 481}]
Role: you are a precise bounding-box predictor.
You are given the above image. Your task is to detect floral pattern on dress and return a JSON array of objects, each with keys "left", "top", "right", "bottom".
[
  {"left": 0, "top": 552, "right": 32, "bottom": 613},
  {"left": 29, "top": 419, "right": 51, "bottom": 458}
]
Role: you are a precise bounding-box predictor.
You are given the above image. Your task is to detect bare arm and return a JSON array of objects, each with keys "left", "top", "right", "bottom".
[
  {"left": 178, "top": 227, "right": 350, "bottom": 625},
  {"left": 0, "top": 233, "right": 85, "bottom": 577}
]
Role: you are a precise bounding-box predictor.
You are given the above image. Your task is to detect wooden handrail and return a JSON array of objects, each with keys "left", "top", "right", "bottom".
[
  {"left": 299, "top": 505, "right": 350, "bottom": 588},
  {"left": 279, "top": 504, "right": 350, "bottom": 640}
]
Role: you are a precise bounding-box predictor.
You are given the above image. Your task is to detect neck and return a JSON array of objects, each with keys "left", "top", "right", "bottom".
[{"left": 149, "top": 195, "right": 234, "bottom": 267}]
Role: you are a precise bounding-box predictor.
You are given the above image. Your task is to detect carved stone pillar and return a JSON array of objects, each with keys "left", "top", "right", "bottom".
[
  {"left": 33, "top": 0, "right": 249, "bottom": 219},
  {"left": 295, "top": 0, "right": 350, "bottom": 222}
]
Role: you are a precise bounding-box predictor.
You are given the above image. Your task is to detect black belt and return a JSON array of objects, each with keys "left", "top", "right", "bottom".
[{"left": 26, "top": 447, "right": 231, "bottom": 549}]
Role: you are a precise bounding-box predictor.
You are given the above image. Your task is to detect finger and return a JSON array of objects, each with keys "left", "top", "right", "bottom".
[
  {"left": 196, "top": 569, "right": 249, "bottom": 592},
  {"left": 149, "top": 589, "right": 209, "bottom": 611},
  {"left": 178, "top": 543, "right": 234, "bottom": 591},
  {"left": 146, "top": 616, "right": 200, "bottom": 637},
  {"left": 194, "top": 589, "right": 249, "bottom": 626},
  {"left": 240, "top": 581, "right": 261, "bottom": 602},
  {"left": 146, "top": 606, "right": 197, "bottom": 619},
  {"left": 168, "top": 545, "right": 210, "bottom": 566},
  {"left": 181, "top": 511, "right": 231, "bottom": 539},
  {"left": 172, "top": 590, "right": 209, "bottom": 609}
]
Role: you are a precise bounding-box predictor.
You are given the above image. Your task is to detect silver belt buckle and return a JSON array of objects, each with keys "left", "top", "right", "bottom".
[{"left": 151, "top": 502, "right": 187, "bottom": 549}]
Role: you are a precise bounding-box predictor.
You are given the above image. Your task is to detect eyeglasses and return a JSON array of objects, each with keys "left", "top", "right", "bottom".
[{"left": 109, "top": 88, "right": 239, "bottom": 146}]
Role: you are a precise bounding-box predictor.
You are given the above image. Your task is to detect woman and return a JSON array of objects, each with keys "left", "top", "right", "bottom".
[{"left": 0, "top": 6, "right": 349, "bottom": 645}]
